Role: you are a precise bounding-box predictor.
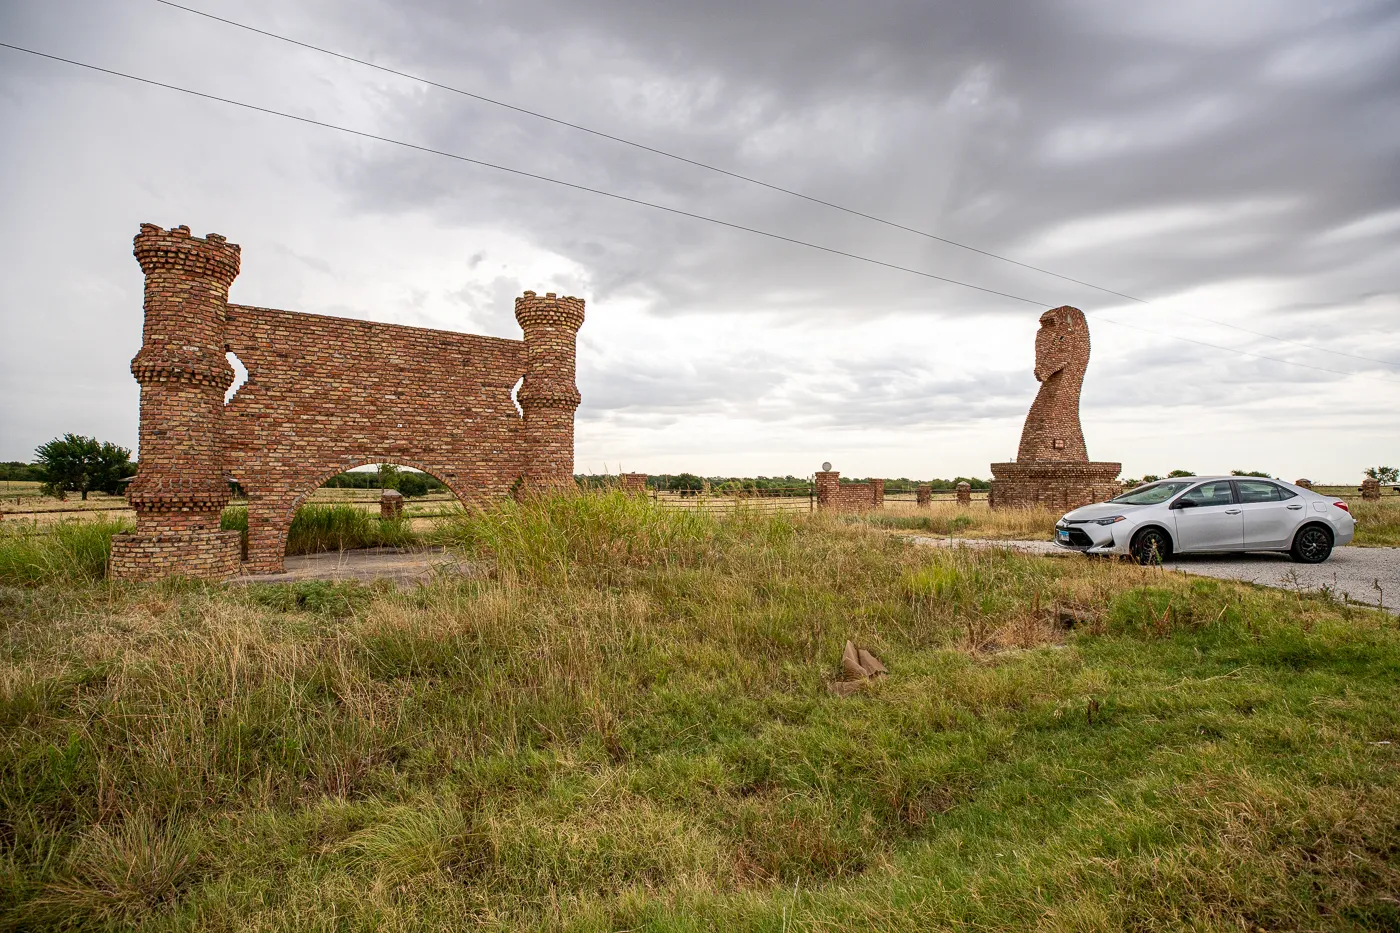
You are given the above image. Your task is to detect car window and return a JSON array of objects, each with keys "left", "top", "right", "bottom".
[
  {"left": 1110, "top": 481, "right": 1194, "bottom": 505},
  {"left": 1235, "top": 480, "right": 1281, "bottom": 503},
  {"left": 1178, "top": 481, "right": 1236, "bottom": 507}
]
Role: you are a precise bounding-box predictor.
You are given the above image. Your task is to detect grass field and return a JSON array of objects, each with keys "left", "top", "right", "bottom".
[{"left": 1, "top": 494, "right": 1397, "bottom": 931}]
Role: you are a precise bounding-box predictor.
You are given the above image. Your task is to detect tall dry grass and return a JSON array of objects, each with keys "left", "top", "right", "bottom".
[{"left": 1, "top": 493, "right": 1397, "bottom": 930}]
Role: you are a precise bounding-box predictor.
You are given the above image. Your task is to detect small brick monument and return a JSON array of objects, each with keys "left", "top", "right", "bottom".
[
  {"left": 619, "top": 473, "right": 648, "bottom": 495},
  {"left": 1361, "top": 477, "right": 1381, "bottom": 500},
  {"left": 111, "top": 223, "right": 585, "bottom": 580},
  {"left": 956, "top": 481, "right": 972, "bottom": 506},
  {"left": 989, "top": 306, "right": 1121, "bottom": 510},
  {"left": 380, "top": 489, "right": 405, "bottom": 520},
  {"left": 915, "top": 484, "right": 931, "bottom": 507},
  {"left": 815, "top": 470, "right": 883, "bottom": 512},
  {"left": 1294, "top": 478, "right": 1313, "bottom": 489}
]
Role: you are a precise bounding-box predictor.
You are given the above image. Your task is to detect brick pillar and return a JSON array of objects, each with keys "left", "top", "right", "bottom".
[
  {"left": 1361, "top": 478, "right": 1381, "bottom": 500},
  {"left": 956, "top": 482, "right": 972, "bottom": 506},
  {"left": 916, "top": 484, "right": 931, "bottom": 507},
  {"left": 514, "top": 291, "right": 585, "bottom": 491},
  {"left": 870, "top": 479, "right": 885, "bottom": 509},
  {"left": 814, "top": 471, "right": 839, "bottom": 510},
  {"left": 619, "top": 473, "right": 647, "bottom": 495},
  {"left": 380, "top": 489, "right": 405, "bottom": 519},
  {"left": 110, "top": 224, "right": 242, "bottom": 581}
]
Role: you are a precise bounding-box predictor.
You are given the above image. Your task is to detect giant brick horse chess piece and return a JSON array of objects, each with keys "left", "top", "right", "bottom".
[
  {"left": 988, "top": 306, "right": 1121, "bottom": 510},
  {"left": 110, "top": 223, "right": 584, "bottom": 581}
]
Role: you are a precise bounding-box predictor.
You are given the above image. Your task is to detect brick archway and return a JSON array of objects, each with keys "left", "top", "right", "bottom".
[
  {"left": 111, "top": 223, "right": 585, "bottom": 581},
  {"left": 236, "top": 458, "right": 470, "bottom": 571}
]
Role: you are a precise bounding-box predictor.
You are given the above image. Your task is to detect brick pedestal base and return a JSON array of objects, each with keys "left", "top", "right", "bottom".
[
  {"left": 988, "top": 461, "right": 1122, "bottom": 512},
  {"left": 110, "top": 530, "right": 243, "bottom": 581}
]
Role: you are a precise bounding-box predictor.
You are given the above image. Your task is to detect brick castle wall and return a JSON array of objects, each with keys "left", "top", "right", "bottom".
[
  {"left": 815, "top": 471, "right": 883, "bottom": 512},
  {"left": 112, "top": 223, "right": 583, "bottom": 580}
]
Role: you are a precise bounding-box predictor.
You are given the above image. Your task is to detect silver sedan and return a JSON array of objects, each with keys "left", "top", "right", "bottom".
[{"left": 1054, "top": 476, "right": 1355, "bottom": 564}]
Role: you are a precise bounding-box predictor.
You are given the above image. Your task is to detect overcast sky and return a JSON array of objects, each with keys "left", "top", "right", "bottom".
[{"left": 2, "top": 0, "right": 1398, "bottom": 482}]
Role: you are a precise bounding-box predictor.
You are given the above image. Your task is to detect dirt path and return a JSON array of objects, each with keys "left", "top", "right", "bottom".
[{"left": 912, "top": 536, "right": 1400, "bottom": 614}]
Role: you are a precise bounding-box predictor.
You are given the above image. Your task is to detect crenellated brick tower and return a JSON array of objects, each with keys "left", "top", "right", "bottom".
[
  {"left": 513, "top": 291, "right": 585, "bottom": 490},
  {"left": 110, "top": 225, "right": 244, "bottom": 579}
]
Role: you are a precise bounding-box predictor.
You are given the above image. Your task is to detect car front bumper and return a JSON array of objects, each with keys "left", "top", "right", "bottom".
[{"left": 1053, "top": 521, "right": 1130, "bottom": 555}]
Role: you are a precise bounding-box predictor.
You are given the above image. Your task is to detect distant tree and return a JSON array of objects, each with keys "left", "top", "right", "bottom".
[
  {"left": 377, "top": 463, "right": 401, "bottom": 491},
  {"left": 1230, "top": 469, "right": 1272, "bottom": 478},
  {"left": 397, "top": 472, "right": 429, "bottom": 497},
  {"left": 1167, "top": 469, "right": 1193, "bottom": 478},
  {"left": 34, "top": 434, "right": 135, "bottom": 500},
  {"left": 0, "top": 461, "right": 44, "bottom": 482},
  {"left": 1364, "top": 466, "right": 1398, "bottom": 484},
  {"left": 1140, "top": 474, "right": 1162, "bottom": 483}
]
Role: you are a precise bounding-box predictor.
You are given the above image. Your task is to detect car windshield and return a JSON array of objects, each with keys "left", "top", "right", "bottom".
[{"left": 1110, "top": 481, "right": 1194, "bottom": 505}]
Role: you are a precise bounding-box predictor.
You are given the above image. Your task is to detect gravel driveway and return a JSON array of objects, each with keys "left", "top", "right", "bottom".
[{"left": 911, "top": 536, "right": 1400, "bottom": 613}]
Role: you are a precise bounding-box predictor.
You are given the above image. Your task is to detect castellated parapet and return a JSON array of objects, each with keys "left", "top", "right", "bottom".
[
  {"left": 989, "top": 306, "right": 1121, "bottom": 511},
  {"left": 111, "top": 223, "right": 585, "bottom": 581}
]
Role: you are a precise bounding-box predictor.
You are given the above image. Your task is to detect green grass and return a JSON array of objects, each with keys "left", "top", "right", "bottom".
[
  {"left": 1352, "top": 498, "right": 1400, "bottom": 547},
  {"left": 222, "top": 504, "right": 417, "bottom": 556},
  {"left": 0, "top": 519, "right": 132, "bottom": 585},
  {"left": 0, "top": 493, "right": 1397, "bottom": 930}
]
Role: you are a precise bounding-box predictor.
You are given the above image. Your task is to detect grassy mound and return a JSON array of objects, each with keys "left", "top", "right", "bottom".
[{"left": 0, "top": 493, "right": 1397, "bottom": 930}]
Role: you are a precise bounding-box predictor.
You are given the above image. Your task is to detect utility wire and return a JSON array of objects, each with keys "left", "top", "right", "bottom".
[
  {"left": 0, "top": 43, "right": 1047, "bottom": 307},
  {"left": 3, "top": 40, "right": 1396, "bottom": 387},
  {"left": 146, "top": 0, "right": 1400, "bottom": 371}
]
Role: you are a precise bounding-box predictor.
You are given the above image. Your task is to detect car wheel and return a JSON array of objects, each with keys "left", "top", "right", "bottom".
[
  {"left": 1290, "top": 524, "right": 1333, "bottom": 564},
  {"left": 1130, "top": 527, "right": 1172, "bottom": 565}
]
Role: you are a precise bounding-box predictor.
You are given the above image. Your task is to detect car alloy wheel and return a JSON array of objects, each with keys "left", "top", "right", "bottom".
[
  {"left": 1292, "top": 526, "right": 1332, "bottom": 564},
  {"left": 1131, "top": 528, "right": 1170, "bottom": 565}
]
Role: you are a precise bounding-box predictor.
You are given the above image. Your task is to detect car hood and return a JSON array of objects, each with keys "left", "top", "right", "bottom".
[{"left": 1061, "top": 502, "right": 1149, "bottom": 522}]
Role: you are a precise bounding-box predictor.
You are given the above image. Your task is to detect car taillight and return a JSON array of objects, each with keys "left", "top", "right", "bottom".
[{"left": 1333, "top": 500, "right": 1350, "bottom": 513}]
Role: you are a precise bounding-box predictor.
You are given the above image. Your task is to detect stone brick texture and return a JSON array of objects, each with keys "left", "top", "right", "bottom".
[
  {"left": 1361, "top": 478, "right": 1381, "bottom": 500},
  {"left": 956, "top": 482, "right": 972, "bottom": 506},
  {"left": 915, "top": 484, "right": 931, "bottom": 507},
  {"left": 111, "top": 224, "right": 583, "bottom": 580},
  {"left": 619, "top": 473, "right": 648, "bottom": 495},
  {"left": 990, "top": 307, "right": 1121, "bottom": 511},
  {"left": 815, "top": 471, "right": 884, "bottom": 512},
  {"left": 380, "top": 490, "right": 405, "bottom": 520}
]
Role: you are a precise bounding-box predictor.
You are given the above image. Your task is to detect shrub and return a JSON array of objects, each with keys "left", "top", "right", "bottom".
[{"left": 0, "top": 519, "right": 130, "bottom": 585}]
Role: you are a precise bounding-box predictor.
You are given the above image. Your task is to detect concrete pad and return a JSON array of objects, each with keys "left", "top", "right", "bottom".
[{"left": 230, "top": 546, "right": 480, "bottom": 587}]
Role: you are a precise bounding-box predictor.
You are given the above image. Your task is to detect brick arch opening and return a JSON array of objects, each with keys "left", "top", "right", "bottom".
[{"left": 236, "top": 458, "right": 468, "bottom": 565}]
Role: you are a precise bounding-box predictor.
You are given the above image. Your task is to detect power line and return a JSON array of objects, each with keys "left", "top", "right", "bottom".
[
  {"left": 0, "top": 41, "right": 1048, "bottom": 307},
  {"left": 2, "top": 40, "right": 1395, "bottom": 387},
  {"left": 148, "top": 0, "right": 1134, "bottom": 302},
  {"left": 148, "top": 0, "right": 1400, "bottom": 372}
]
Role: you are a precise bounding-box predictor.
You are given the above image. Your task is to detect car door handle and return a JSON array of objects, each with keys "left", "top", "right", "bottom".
[
  {"left": 1224, "top": 508, "right": 1242, "bottom": 514},
  {"left": 1287, "top": 504, "right": 1303, "bottom": 510}
]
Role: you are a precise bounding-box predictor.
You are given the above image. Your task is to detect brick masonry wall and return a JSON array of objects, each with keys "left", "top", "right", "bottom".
[
  {"left": 1361, "top": 478, "right": 1381, "bottom": 500},
  {"left": 109, "top": 530, "right": 242, "bottom": 582},
  {"left": 991, "top": 306, "right": 1121, "bottom": 511},
  {"left": 916, "top": 485, "right": 931, "bottom": 507},
  {"left": 619, "top": 473, "right": 648, "bottom": 495},
  {"left": 380, "top": 490, "right": 404, "bottom": 520},
  {"left": 956, "top": 482, "right": 972, "bottom": 506},
  {"left": 815, "top": 472, "right": 884, "bottom": 512},
  {"left": 112, "top": 223, "right": 584, "bottom": 580}
]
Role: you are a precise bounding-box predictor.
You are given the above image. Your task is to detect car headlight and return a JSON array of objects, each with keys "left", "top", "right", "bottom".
[{"left": 1094, "top": 515, "right": 1127, "bottom": 525}]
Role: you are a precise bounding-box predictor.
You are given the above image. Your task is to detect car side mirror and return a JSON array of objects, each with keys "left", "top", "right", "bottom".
[{"left": 1170, "top": 499, "right": 1195, "bottom": 510}]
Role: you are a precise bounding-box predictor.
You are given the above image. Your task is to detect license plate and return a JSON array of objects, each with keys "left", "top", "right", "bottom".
[{"left": 1057, "top": 530, "right": 1070, "bottom": 541}]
